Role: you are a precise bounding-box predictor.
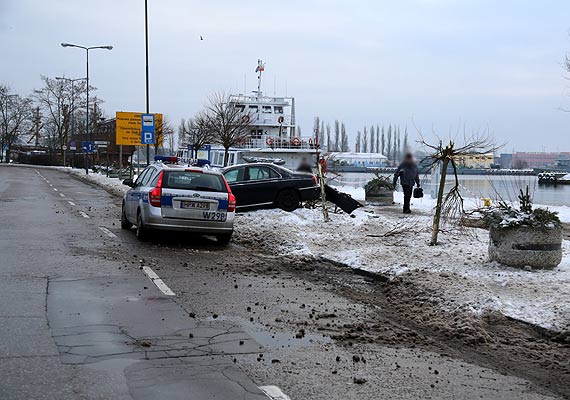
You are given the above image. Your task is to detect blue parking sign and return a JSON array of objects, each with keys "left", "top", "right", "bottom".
[
  {"left": 82, "top": 141, "right": 95, "bottom": 154},
  {"left": 141, "top": 114, "right": 155, "bottom": 145}
]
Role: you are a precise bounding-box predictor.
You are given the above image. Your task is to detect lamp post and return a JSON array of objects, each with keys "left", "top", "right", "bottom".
[
  {"left": 61, "top": 42, "right": 112, "bottom": 174},
  {"left": 144, "top": 0, "right": 150, "bottom": 166}
]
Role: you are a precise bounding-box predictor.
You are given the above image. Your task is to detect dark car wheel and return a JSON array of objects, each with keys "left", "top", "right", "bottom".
[
  {"left": 121, "top": 204, "right": 133, "bottom": 230},
  {"left": 276, "top": 189, "right": 300, "bottom": 212},
  {"left": 136, "top": 211, "right": 149, "bottom": 241},
  {"left": 216, "top": 232, "right": 233, "bottom": 245}
]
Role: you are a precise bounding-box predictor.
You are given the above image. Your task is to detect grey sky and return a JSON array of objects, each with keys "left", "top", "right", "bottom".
[{"left": 1, "top": 0, "right": 570, "bottom": 151}]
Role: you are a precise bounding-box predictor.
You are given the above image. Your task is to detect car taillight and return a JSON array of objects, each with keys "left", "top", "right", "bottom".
[
  {"left": 222, "top": 176, "right": 236, "bottom": 212},
  {"left": 149, "top": 171, "right": 164, "bottom": 207},
  {"left": 312, "top": 175, "right": 318, "bottom": 184},
  {"left": 228, "top": 193, "right": 236, "bottom": 212}
]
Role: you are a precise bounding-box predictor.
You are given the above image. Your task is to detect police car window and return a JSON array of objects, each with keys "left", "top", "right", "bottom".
[
  {"left": 134, "top": 168, "right": 151, "bottom": 186},
  {"left": 141, "top": 168, "right": 157, "bottom": 186},
  {"left": 224, "top": 169, "right": 239, "bottom": 183},
  {"left": 163, "top": 171, "right": 226, "bottom": 192},
  {"left": 248, "top": 166, "right": 271, "bottom": 181},
  {"left": 147, "top": 169, "right": 161, "bottom": 186}
]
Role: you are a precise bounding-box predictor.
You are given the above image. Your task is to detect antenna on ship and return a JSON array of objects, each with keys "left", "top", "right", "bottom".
[{"left": 255, "top": 59, "right": 265, "bottom": 97}]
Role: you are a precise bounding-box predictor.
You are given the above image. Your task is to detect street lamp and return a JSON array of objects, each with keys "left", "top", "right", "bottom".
[{"left": 61, "top": 42, "right": 113, "bottom": 174}]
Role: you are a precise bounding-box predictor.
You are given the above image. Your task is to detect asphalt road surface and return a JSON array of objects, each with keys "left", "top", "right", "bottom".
[{"left": 0, "top": 165, "right": 565, "bottom": 399}]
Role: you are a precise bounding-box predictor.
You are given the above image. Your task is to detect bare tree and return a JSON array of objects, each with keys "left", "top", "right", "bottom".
[
  {"left": 418, "top": 132, "right": 500, "bottom": 245},
  {"left": 376, "top": 124, "right": 380, "bottom": 153},
  {"left": 370, "top": 125, "right": 375, "bottom": 154},
  {"left": 320, "top": 120, "right": 325, "bottom": 150},
  {"left": 0, "top": 85, "right": 32, "bottom": 162},
  {"left": 340, "top": 122, "right": 349, "bottom": 152},
  {"left": 179, "top": 111, "right": 215, "bottom": 157},
  {"left": 381, "top": 126, "right": 385, "bottom": 155},
  {"left": 205, "top": 92, "right": 251, "bottom": 167},
  {"left": 333, "top": 120, "right": 340, "bottom": 152},
  {"left": 33, "top": 76, "right": 88, "bottom": 153},
  {"left": 362, "top": 126, "right": 368, "bottom": 153},
  {"left": 326, "top": 124, "right": 331, "bottom": 152},
  {"left": 396, "top": 126, "right": 402, "bottom": 161},
  {"left": 386, "top": 125, "right": 392, "bottom": 161},
  {"left": 155, "top": 115, "right": 174, "bottom": 155},
  {"left": 355, "top": 131, "right": 361, "bottom": 152}
]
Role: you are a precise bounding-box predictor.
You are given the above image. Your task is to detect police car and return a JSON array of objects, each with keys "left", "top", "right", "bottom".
[{"left": 121, "top": 156, "right": 236, "bottom": 244}]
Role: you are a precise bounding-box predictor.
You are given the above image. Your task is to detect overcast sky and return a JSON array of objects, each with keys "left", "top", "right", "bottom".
[{"left": 1, "top": 0, "right": 570, "bottom": 151}]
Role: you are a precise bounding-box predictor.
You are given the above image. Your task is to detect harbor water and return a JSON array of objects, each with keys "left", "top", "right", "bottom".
[{"left": 329, "top": 173, "right": 570, "bottom": 207}]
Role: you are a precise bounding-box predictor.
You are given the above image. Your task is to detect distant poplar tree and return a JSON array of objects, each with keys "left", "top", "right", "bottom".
[
  {"left": 397, "top": 126, "right": 402, "bottom": 161},
  {"left": 321, "top": 120, "right": 325, "bottom": 149},
  {"left": 376, "top": 124, "right": 380, "bottom": 153},
  {"left": 393, "top": 126, "right": 398, "bottom": 163},
  {"left": 369, "top": 125, "right": 375, "bottom": 154},
  {"left": 326, "top": 123, "right": 331, "bottom": 152},
  {"left": 403, "top": 127, "right": 409, "bottom": 153},
  {"left": 340, "top": 122, "right": 349, "bottom": 151},
  {"left": 355, "top": 131, "right": 361, "bottom": 152},
  {"left": 362, "top": 126, "right": 368, "bottom": 153},
  {"left": 333, "top": 120, "right": 340, "bottom": 152},
  {"left": 314, "top": 116, "right": 320, "bottom": 144},
  {"left": 381, "top": 126, "right": 386, "bottom": 155},
  {"left": 386, "top": 125, "right": 392, "bottom": 161}
]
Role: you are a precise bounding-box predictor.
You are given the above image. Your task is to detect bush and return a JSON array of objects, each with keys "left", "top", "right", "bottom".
[{"left": 365, "top": 173, "right": 395, "bottom": 192}]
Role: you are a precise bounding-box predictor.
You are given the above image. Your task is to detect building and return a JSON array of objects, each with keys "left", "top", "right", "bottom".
[
  {"left": 511, "top": 152, "right": 564, "bottom": 169},
  {"left": 454, "top": 153, "right": 495, "bottom": 169},
  {"left": 497, "top": 153, "right": 513, "bottom": 169}
]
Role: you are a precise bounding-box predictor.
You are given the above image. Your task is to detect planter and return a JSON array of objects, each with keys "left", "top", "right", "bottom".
[
  {"left": 365, "top": 187, "right": 393, "bottom": 205},
  {"left": 489, "top": 225, "right": 563, "bottom": 269}
]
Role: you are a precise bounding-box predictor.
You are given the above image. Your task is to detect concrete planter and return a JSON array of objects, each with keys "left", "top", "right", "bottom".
[
  {"left": 365, "top": 187, "right": 393, "bottom": 205},
  {"left": 489, "top": 225, "right": 563, "bottom": 269}
]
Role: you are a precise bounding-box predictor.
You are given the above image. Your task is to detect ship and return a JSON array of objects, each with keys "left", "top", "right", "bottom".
[{"left": 180, "top": 60, "right": 319, "bottom": 170}]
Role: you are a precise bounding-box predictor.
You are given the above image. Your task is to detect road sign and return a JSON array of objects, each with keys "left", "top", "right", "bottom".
[
  {"left": 141, "top": 114, "right": 155, "bottom": 145},
  {"left": 69, "top": 141, "right": 77, "bottom": 151},
  {"left": 62, "top": 145, "right": 68, "bottom": 151},
  {"left": 116, "top": 111, "right": 163, "bottom": 146},
  {"left": 82, "top": 141, "right": 96, "bottom": 154}
]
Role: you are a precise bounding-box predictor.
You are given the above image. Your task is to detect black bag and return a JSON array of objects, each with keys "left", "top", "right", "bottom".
[{"left": 413, "top": 187, "right": 424, "bottom": 199}]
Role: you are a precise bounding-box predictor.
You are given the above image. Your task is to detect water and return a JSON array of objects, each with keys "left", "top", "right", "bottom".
[{"left": 330, "top": 173, "right": 570, "bottom": 207}]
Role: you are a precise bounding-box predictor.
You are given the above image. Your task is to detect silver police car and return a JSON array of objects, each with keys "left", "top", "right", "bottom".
[{"left": 121, "top": 158, "right": 236, "bottom": 244}]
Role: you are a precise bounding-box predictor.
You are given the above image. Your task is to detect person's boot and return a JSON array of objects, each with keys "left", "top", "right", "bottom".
[{"left": 403, "top": 209, "right": 411, "bottom": 214}]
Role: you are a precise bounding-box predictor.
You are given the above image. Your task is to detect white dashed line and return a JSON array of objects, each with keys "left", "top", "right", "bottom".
[
  {"left": 67, "top": 201, "right": 76, "bottom": 206},
  {"left": 97, "top": 226, "right": 117, "bottom": 238},
  {"left": 79, "top": 211, "right": 90, "bottom": 219},
  {"left": 59, "top": 193, "right": 65, "bottom": 197},
  {"left": 53, "top": 188, "right": 58, "bottom": 191},
  {"left": 48, "top": 184, "right": 53, "bottom": 187},
  {"left": 141, "top": 266, "right": 176, "bottom": 296},
  {"left": 259, "top": 386, "right": 291, "bottom": 400}
]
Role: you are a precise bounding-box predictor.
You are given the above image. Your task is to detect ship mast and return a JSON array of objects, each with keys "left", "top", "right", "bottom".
[{"left": 255, "top": 59, "right": 265, "bottom": 98}]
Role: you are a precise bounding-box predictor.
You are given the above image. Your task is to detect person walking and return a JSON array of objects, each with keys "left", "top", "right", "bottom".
[{"left": 393, "top": 153, "right": 420, "bottom": 214}]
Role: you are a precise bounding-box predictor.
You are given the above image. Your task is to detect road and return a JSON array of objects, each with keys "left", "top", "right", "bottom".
[{"left": 0, "top": 164, "right": 565, "bottom": 399}]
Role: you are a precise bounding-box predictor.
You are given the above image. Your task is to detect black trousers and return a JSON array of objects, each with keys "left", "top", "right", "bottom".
[{"left": 402, "top": 185, "right": 413, "bottom": 212}]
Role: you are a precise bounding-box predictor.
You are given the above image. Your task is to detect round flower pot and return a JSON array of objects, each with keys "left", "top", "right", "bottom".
[
  {"left": 365, "top": 187, "right": 393, "bottom": 205},
  {"left": 488, "top": 225, "right": 563, "bottom": 269}
]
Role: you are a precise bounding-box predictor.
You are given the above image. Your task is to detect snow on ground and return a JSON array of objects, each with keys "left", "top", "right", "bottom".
[{"left": 236, "top": 196, "right": 570, "bottom": 333}]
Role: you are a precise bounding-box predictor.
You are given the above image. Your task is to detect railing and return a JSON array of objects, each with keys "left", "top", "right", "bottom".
[
  {"left": 235, "top": 136, "right": 320, "bottom": 150},
  {"left": 245, "top": 113, "right": 293, "bottom": 126}
]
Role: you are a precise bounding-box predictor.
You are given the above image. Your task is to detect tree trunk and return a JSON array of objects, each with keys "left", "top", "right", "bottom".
[
  {"left": 430, "top": 158, "right": 449, "bottom": 245},
  {"left": 223, "top": 146, "right": 229, "bottom": 167}
]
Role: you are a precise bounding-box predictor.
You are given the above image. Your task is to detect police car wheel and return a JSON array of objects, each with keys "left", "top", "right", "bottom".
[
  {"left": 121, "top": 205, "right": 133, "bottom": 230},
  {"left": 276, "top": 189, "right": 299, "bottom": 212},
  {"left": 136, "top": 212, "right": 149, "bottom": 241},
  {"left": 216, "top": 232, "right": 233, "bottom": 245}
]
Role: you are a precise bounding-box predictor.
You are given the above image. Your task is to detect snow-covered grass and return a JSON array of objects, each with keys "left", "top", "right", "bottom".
[{"left": 235, "top": 198, "right": 570, "bottom": 333}]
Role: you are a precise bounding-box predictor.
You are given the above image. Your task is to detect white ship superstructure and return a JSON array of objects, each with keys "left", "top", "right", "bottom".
[{"left": 208, "top": 60, "right": 319, "bottom": 169}]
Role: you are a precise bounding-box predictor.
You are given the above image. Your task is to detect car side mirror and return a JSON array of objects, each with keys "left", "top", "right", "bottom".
[{"left": 122, "top": 178, "right": 134, "bottom": 187}]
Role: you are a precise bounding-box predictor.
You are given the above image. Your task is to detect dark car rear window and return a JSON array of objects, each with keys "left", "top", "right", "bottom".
[{"left": 162, "top": 171, "right": 226, "bottom": 192}]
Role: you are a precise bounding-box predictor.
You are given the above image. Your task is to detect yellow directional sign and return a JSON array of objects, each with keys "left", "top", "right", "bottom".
[{"left": 116, "top": 111, "right": 163, "bottom": 146}]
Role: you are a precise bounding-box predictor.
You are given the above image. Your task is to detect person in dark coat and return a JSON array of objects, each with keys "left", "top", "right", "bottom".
[
  {"left": 393, "top": 153, "right": 420, "bottom": 214},
  {"left": 296, "top": 157, "right": 313, "bottom": 174}
]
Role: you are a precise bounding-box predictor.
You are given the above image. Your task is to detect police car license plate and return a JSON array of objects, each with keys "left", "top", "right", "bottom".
[
  {"left": 181, "top": 201, "right": 209, "bottom": 210},
  {"left": 202, "top": 211, "right": 227, "bottom": 222}
]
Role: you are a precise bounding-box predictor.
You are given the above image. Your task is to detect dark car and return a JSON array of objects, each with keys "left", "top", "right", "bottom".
[{"left": 222, "top": 163, "right": 320, "bottom": 211}]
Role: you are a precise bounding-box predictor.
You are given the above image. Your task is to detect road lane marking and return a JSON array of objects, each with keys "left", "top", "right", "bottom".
[
  {"left": 53, "top": 188, "right": 58, "bottom": 191},
  {"left": 141, "top": 266, "right": 176, "bottom": 296},
  {"left": 49, "top": 184, "right": 53, "bottom": 187},
  {"left": 259, "top": 386, "right": 291, "bottom": 400},
  {"left": 97, "top": 226, "right": 117, "bottom": 238},
  {"left": 79, "top": 211, "right": 90, "bottom": 219},
  {"left": 59, "top": 193, "right": 65, "bottom": 197},
  {"left": 67, "top": 201, "right": 76, "bottom": 206}
]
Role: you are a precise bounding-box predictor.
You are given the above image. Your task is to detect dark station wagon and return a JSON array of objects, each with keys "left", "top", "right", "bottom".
[{"left": 222, "top": 163, "right": 320, "bottom": 211}]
